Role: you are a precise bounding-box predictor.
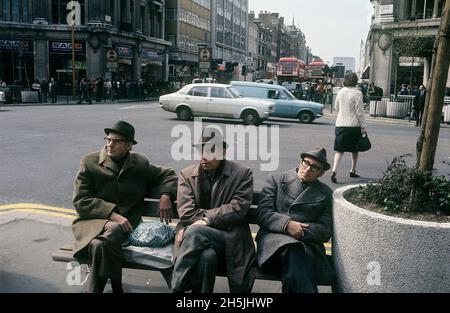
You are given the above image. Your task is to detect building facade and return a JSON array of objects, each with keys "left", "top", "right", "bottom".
[
  {"left": 165, "top": 0, "right": 212, "bottom": 82},
  {"left": 212, "top": 0, "right": 248, "bottom": 65},
  {"left": 0, "top": 0, "right": 170, "bottom": 88},
  {"left": 364, "top": 0, "right": 449, "bottom": 95}
]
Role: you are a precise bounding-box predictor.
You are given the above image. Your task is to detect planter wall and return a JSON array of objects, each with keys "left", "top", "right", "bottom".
[
  {"left": 333, "top": 185, "right": 450, "bottom": 293},
  {"left": 369, "top": 100, "right": 387, "bottom": 117},
  {"left": 386, "top": 101, "right": 409, "bottom": 118}
]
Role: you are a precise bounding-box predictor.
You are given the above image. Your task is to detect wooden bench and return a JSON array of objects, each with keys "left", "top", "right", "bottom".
[{"left": 52, "top": 192, "right": 334, "bottom": 291}]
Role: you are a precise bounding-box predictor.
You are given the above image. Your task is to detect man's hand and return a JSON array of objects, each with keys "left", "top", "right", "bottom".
[
  {"left": 109, "top": 212, "right": 133, "bottom": 233},
  {"left": 175, "top": 228, "right": 185, "bottom": 245},
  {"left": 286, "top": 220, "right": 309, "bottom": 240},
  {"left": 192, "top": 219, "right": 207, "bottom": 226},
  {"left": 158, "top": 194, "right": 173, "bottom": 224}
]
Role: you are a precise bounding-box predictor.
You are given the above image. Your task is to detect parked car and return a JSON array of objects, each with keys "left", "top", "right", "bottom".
[
  {"left": 159, "top": 83, "right": 275, "bottom": 125},
  {"left": 255, "top": 79, "right": 278, "bottom": 85},
  {"left": 192, "top": 77, "right": 217, "bottom": 84},
  {"left": 230, "top": 81, "right": 324, "bottom": 123},
  {"left": 0, "top": 90, "right": 5, "bottom": 107}
]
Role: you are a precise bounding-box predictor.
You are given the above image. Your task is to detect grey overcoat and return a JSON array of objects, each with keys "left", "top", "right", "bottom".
[
  {"left": 72, "top": 147, "right": 178, "bottom": 258},
  {"left": 255, "top": 168, "right": 335, "bottom": 284}
]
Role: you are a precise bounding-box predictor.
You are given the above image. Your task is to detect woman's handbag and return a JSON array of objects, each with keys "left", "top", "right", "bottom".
[
  {"left": 128, "top": 221, "right": 176, "bottom": 248},
  {"left": 356, "top": 132, "right": 372, "bottom": 152}
]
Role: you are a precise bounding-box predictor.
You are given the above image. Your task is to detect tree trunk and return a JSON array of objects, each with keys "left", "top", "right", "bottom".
[{"left": 418, "top": 0, "right": 450, "bottom": 171}]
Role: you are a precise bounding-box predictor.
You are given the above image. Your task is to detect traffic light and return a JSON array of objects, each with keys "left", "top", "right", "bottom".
[
  {"left": 225, "top": 62, "right": 234, "bottom": 73},
  {"left": 241, "top": 65, "right": 247, "bottom": 76}
]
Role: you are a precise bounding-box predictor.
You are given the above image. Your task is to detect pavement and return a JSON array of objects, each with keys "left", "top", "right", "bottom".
[{"left": 0, "top": 206, "right": 309, "bottom": 293}]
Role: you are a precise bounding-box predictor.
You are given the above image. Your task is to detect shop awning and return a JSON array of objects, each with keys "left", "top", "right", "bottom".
[{"left": 142, "top": 61, "right": 163, "bottom": 67}]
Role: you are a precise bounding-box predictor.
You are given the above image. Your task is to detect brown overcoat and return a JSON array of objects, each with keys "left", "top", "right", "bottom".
[
  {"left": 72, "top": 147, "right": 177, "bottom": 258},
  {"left": 175, "top": 160, "right": 256, "bottom": 291}
]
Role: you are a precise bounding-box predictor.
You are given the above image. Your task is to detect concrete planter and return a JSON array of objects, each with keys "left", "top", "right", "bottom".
[
  {"left": 369, "top": 100, "right": 387, "bottom": 117},
  {"left": 386, "top": 101, "right": 409, "bottom": 118},
  {"left": 333, "top": 184, "right": 450, "bottom": 293}
]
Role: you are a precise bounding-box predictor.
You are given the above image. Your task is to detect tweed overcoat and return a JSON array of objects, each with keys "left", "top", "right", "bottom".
[{"left": 72, "top": 147, "right": 177, "bottom": 258}]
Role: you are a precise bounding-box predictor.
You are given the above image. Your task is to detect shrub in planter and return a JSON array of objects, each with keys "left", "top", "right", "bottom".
[{"left": 352, "top": 154, "right": 450, "bottom": 221}]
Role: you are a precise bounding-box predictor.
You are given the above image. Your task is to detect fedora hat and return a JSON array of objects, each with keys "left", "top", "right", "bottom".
[
  {"left": 300, "top": 148, "right": 331, "bottom": 171},
  {"left": 104, "top": 120, "right": 137, "bottom": 145},
  {"left": 193, "top": 126, "right": 229, "bottom": 149}
]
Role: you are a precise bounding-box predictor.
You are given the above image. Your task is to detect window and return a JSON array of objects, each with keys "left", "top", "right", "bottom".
[
  {"left": 189, "top": 86, "right": 209, "bottom": 97},
  {"left": 211, "top": 87, "right": 230, "bottom": 99},
  {"left": 1, "top": 0, "right": 30, "bottom": 21}
]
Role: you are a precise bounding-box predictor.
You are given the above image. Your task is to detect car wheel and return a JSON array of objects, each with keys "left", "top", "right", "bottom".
[
  {"left": 298, "top": 111, "right": 314, "bottom": 123},
  {"left": 242, "top": 110, "right": 260, "bottom": 125},
  {"left": 176, "top": 107, "right": 192, "bottom": 121}
]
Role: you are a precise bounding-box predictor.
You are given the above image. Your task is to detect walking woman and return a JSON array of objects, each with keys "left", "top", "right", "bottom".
[{"left": 331, "top": 72, "right": 366, "bottom": 183}]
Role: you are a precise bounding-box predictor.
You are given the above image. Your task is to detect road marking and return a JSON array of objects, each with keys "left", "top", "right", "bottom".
[
  {"left": 0, "top": 203, "right": 75, "bottom": 214},
  {"left": 0, "top": 202, "right": 332, "bottom": 252},
  {"left": 120, "top": 105, "right": 156, "bottom": 110},
  {"left": 0, "top": 208, "right": 74, "bottom": 219}
]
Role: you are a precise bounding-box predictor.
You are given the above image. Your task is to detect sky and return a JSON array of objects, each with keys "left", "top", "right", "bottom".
[{"left": 248, "top": 0, "right": 373, "bottom": 68}]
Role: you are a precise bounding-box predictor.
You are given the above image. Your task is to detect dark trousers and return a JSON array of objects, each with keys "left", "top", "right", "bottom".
[
  {"left": 171, "top": 225, "right": 225, "bottom": 293},
  {"left": 415, "top": 108, "right": 423, "bottom": 126},
  {"left": 85, "top": 221, "right": 126, "bottom": 293},
  {"left": 263, "top": 244, "right": 318, "bottom": 293}
]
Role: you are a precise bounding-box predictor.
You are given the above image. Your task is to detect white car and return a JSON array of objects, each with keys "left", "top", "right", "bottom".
[
  {"left": 159, "top": 83, "right": 275, "bottom": 125},
  {"left": 0, "top": 90, "right": 5, "bottom": 106}
]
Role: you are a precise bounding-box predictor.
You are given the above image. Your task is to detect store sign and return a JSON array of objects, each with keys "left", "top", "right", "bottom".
[
  {"left": 0, "top": 39, "right": 33, "bottom": 52},
  {"left": 141, "top": 48, "right": 163, "bottom": 62},
  {"left": 50, "top": 41, "right": 85, "bottom": 54},
  {"left": 114, "top": 44, "right": 133, "bottom": 59},
  {"left": 68, "top": 60, "right": 86, "bottom": 70},
  {"left": 107, "top": 62, "right": 118, "bottom": 72}
]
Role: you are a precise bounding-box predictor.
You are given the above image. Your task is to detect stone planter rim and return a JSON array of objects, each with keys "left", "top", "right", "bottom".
[{"left": 334, "top": 184, "right": 450, "bottom": 229}]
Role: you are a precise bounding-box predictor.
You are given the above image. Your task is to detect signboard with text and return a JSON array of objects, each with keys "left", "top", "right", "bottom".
[
  {"left": 0, "top": 39, "right": 33, "bottom": 53},
  {"left": 198, "top": 47, "right": 211, "bottom": 73},
  {"left": 49, "top": 41, "right": 85, "bottom": 54},
  {"left": 114, "top": 44, "right": 133, "bottom": 59}
]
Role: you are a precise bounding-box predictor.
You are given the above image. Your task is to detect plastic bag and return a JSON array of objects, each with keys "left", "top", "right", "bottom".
[{"left": 128, "top": 221, "right": 175, "bottom": 248}]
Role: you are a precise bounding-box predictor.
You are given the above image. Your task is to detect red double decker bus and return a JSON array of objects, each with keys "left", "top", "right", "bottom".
[
  {"left": 308, "top": 60, "right": 327, "bottom": 80},
  {"left": 276, "top": 57, "right": 308, "bottom": 83}
]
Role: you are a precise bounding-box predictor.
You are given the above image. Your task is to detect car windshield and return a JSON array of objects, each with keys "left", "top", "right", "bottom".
[
  {"left": 282, "top": 90, "right": 296, "bottom": 100},
  {"left": 227, "top": 87, "right": 242, "bottom": 98}
]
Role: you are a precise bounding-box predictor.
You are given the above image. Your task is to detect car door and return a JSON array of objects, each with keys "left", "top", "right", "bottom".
[
  {"left": 186, "top": 86, "right": 209, "bottom": 115},
  {"left": 267, "top": 89, "right": 288, "bottom": 118},
  {"left": 207, "top": 86, "right": 234, "bottom": 118}
]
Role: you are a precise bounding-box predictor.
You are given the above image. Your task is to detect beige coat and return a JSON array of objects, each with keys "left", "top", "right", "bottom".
[
  {"left": 72, "top": 148, "right": 177, "bottom": 258},
  {"left": 175, "top": 160, "right": 256, "bottom": 291}
]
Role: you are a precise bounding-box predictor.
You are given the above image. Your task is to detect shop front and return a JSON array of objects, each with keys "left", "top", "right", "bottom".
[
  {"left": 113, "top": 44, "right": 133, "bottom": 80},
  {"left": 49, "top": 40, "right": 86, "bottom": 94},
  {"left": 0, "top": 38, "right": 34, "bottom": 86},
  {"left": 141, "top": 48, "right": 164, "bottom": 83}
]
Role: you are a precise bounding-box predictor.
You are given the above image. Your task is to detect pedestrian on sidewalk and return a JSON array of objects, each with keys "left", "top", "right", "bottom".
[
  {"left": 415, "top": 85, "right": 426, "bottom": 126},
  {"left": 330, "top": 72, "right": 367, "bottom": 184},
  {"left": 41, "top": 78, "right": 49, "bottom": 103},
  {"left": 49, "top": 78, "right": 58, "bottom": 103},
  {"left": 72, "top": 121, "right": 178, "bottom": 293},
  {"left": 31, "top": 79, "right": 42, "bottom": 103},
  {"left": 77, "top": 78, "right": 92, "bottom": 104}
]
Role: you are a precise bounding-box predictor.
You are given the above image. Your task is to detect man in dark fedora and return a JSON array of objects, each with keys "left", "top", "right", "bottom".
[
  {"left": 171, "top": 126, "right": 256, "bottom": 293},
  {"left": 72, "top": 120, "right": 177, "bottom": 293},
  {"left": 255, "top": 148, "right": 335, "bottom": 293}
]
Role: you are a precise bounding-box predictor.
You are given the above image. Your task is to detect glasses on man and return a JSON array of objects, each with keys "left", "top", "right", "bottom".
[
  {"left": 104, "top": 137, "right": 128, "bottom": 145},
  {"left": 301, "top": 159, "right": 323, "bottom": 173}
]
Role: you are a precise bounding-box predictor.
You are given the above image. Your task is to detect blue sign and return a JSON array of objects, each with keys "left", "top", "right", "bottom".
[
  {"left": 49, "top": 41, "right": 85, "bottom": 54},
  {"left": 0, "top": 39, "right": 33, "bottom": 53},
  {"left": 114, "top": 44, "right": 133, "bottom": 59}
]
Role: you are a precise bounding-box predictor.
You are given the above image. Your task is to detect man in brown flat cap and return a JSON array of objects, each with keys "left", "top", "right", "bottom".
[
  {"left": 255, "top": 148, "right": 335, "bottom": 293},
  {"left": 72, "top": 120, "right": 177, "bottom": 293}
]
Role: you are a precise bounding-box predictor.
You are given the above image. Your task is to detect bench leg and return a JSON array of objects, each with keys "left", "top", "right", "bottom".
[{"left": 160, "top": 268, "right": 173, "bottom": 290}]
